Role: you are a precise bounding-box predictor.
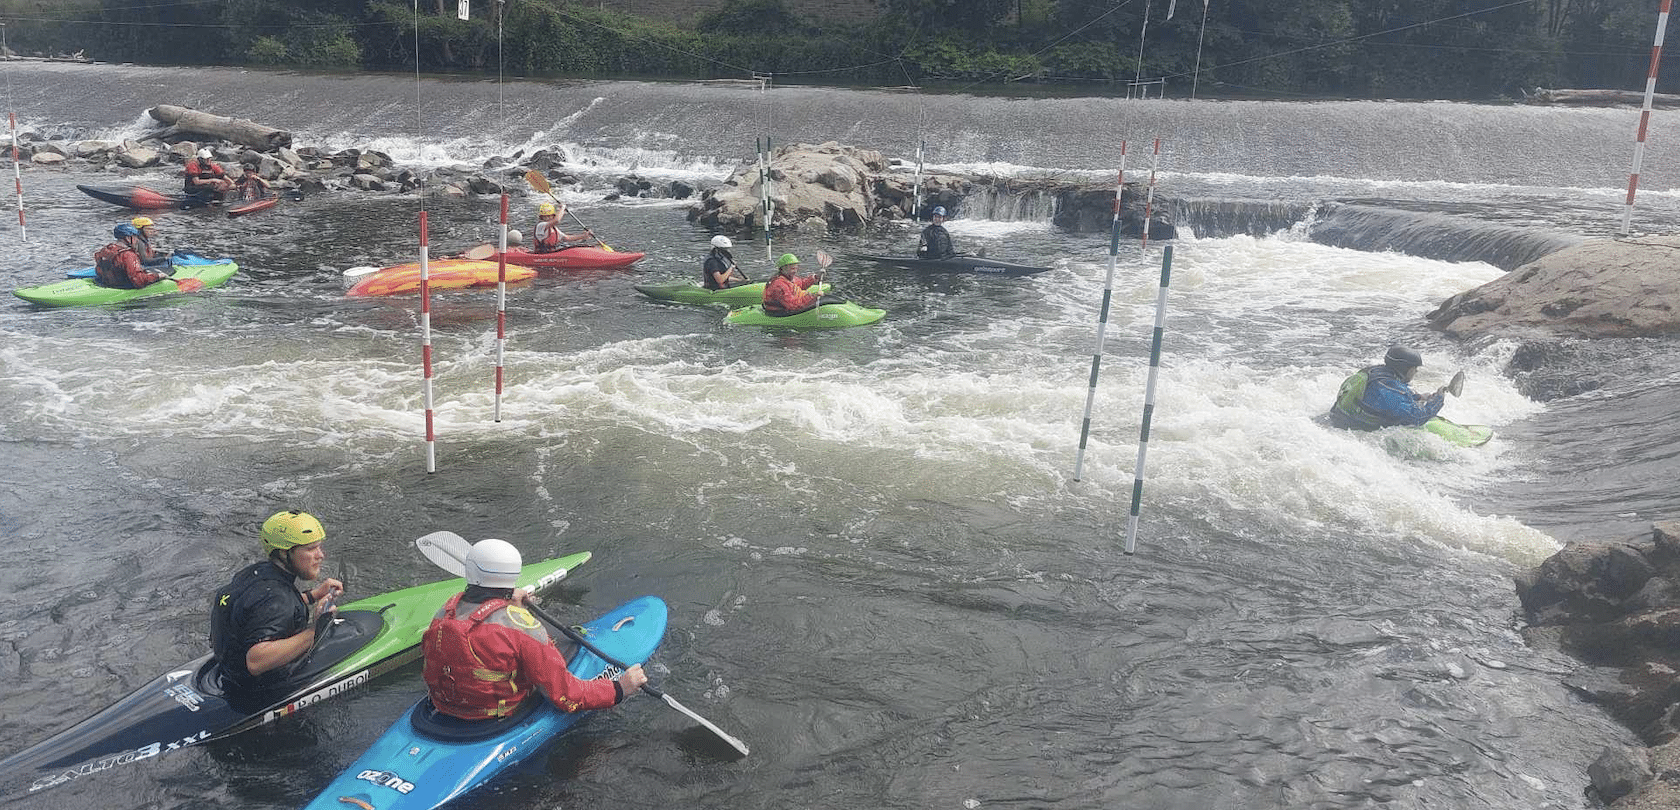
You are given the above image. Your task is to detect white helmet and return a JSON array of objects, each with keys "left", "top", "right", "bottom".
[
  {"left": 197, "top": 147, "right": 213, "bottom": 160},
  {"left": 710, "top": 235, "right": 732, "bottom": 249},
  {"left": 464, "top": 538, "right": 522, "bottom": 588}
]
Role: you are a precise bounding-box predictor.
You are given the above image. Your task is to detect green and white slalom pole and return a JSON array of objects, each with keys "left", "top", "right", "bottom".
[
  {"left": 1123, "top": 138, "right": 1169, "bottom": 555},
  {"left": 1124, "top": 242, "right": 1172, "bottom": 555},
  {"left": 1072, "top": 141, "right": 1128, "bottom": 480}
]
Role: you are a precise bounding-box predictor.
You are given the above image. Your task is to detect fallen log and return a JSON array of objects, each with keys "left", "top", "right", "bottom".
[
  {"left": 146, "top": 104, "right": 292, "bottom": 150},
  {"left": 1523, "top": 87, "right": 1680, "bottom": 108}
]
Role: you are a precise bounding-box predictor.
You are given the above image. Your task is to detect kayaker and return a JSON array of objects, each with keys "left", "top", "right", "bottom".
[
  {"left": 421, "top": 538, "right": 647, "bottom": 720},
  {"left": 532, "top": 201, "right": 593, "bottom": 253},
  {"left": 762, "top": 253, "right": 822, "bottom": 316},
  {"left": 233, "top": 164, "right": 271, "bottom": 200},
  {"left": 183, "top": 147, "right": 232, "bottom": 202},
  {"left": 916, "top": 205, "right": 956, "bottom": 260},
  {"left": 702, "top": 234, "right": 747, "bottom": 290},
  {"left": 92, "top": 224, "right": 170, "bottom": 289},
  {"left": 129, "top": 216, "right": 171, "bottom": 267},
  {"left": 1327, "top": 346, "right": 1453, "bottom": 430},
  {"left": 209, "top": 511, "right": 344, "bottom": 696}
]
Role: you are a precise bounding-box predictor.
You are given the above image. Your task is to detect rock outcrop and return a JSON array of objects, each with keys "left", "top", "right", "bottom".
[
  {"left": 687, "top": 140, "right": 1175, "bottom": 238},
  {"left": 1428, "top": 236, "right": 1680, "bottom": 339},
  {"left": 1518, "top": 522, "right": 1680, "bottom": 808}
]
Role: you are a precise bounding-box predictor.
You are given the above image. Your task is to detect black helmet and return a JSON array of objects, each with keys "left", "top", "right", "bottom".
[{"left": 1384, "top": 345, "right": 1423, "bottom": 369}]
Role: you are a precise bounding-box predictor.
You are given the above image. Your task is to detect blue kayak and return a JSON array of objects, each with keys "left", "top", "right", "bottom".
[
  {"left": 302, "top": 596, "right": 668, "bottom": 810},
  {"left": 65, "top": 252, "right": 229, "bottom": 278}
]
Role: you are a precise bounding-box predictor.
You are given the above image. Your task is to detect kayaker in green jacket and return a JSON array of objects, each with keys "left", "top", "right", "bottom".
[{"left": 209, "top": 511, "right": 344, "bottom": 696}]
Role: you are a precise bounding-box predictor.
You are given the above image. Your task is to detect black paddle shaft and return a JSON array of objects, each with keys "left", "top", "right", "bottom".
[{"left": 526, "top": 600, "right": 667, "bottom": 700}]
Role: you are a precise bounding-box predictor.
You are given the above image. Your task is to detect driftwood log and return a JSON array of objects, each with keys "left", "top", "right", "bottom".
[
  {"left": 146, "top": 105, "right": 292, "bottom": 150},
  {"left": 1523, "top": 87, "right": 1680, "bottom": 108}
]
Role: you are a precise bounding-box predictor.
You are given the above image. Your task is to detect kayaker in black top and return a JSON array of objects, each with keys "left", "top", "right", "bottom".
[
  {"left": 702, "top": 235, "right": 747, "bottom": 290},
  {"left": 916, "top": 205, "right": 955, "bottom": 260},
  {"left": 233, "top": 164, "right": 271, "bottom": 201},
  {"left": 210, "top": 511, "right": 343, "bottom": 695}
]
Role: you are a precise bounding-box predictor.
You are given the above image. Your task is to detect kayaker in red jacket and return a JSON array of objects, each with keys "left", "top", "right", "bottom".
[
  {"left": 533, "top": 202, "right": 592, "bottom": 253},
  {"left": 421, "top": 539, "right": 647, "bottom": 720},
  {"left": 93, "top": 224, "right": 170, "bottom": 289},
  {"left": 762, "top": 253, "right": 821, "bottom": 316},
  {"left": 184, "top": 147, "right": 232, "bottom": 201}
]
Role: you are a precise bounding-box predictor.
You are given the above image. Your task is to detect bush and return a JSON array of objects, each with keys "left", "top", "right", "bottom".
[{"left": 246, "top": 36, "right": 290, "bottom": 66}]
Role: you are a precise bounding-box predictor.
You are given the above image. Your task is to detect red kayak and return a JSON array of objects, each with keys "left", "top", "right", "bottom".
[
  {"left": 494, "top": 246, "right": 643, "bottom": 270},
  {"left": 227, "top": 194, "right": 279, "bottom": 218},
  {"left": 76, "top": 184, "right": 208, "bottom": 210}
]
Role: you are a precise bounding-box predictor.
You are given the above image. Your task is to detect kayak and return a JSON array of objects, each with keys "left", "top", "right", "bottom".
[
  {"left": 635, "top": 280, "right": 830, "bottom": 307},
  {"left": 347, "top": 260, "right": 537, "bottom": 297},
  {"left": 15, "top": 259, "right": 239, "bottom": 307},
  {"left": 65, "top": 252, "right": 229, "bottom": 279},
  {"left": 1424, "top": 417, "right": 1493, "bottom": 447},
  {"left": 76, "top": 184, "right": 208, "bottom": 211},
  {"left": 725, "top": 301, "right": 886, "bottom": 329},
  {"left": 0, "top": 553, "right": 590, "bottom": 799},
  {"left": 227, "top": 194, "right": 279, "bottom": 218},
  {"left": 301, "top": 595, "right": 667, "bottom": 810},
  {"left": 494, "top": 246, "right": 644, "bottom": 270},
  {"left": 853, "top": 253, "right": 1051, "bottom": 276}
]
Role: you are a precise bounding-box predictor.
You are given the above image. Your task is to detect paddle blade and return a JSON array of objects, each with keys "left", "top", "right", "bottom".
[
  {"left": 415, "top": 530, "right": 471, "bottom": 577},
  {"left": 462, "top": 244, "right": 496, "bottom": 260},
  {"left": 524, "top": 169, "right": 553, "bottom": 195},
  {"left": 661, "top": 693, "right": 750, "bottom": 757},
  {"left": 1447, "top": 370, "right": 1466, "bottom": 397},
  {"left": 174, "top": 278, "right": 205, "bottom": 293},
  {"left": 343, "top": 265, "right": 381, "bottom": 279},
  {"left": 815, "top": 249, "right": 833, "bottom": 269}
]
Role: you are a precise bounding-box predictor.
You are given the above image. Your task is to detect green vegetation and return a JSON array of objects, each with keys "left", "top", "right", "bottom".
[{"left": 0, "top": 0, "right": 1671, "bottom": 99}]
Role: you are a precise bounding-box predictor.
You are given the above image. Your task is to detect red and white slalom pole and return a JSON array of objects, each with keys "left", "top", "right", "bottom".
[
  {"left": 493, "top": 193, "right": 509, "bottom": 422},
  {"left": 3, "top": 25, "right": 23, "bottom": 241},
  {"left": 419, "top": 211, "right": 436, "bottom": 473},
  {"left": 1621, "top": 0, "right": 1672, "bottom": 236}
]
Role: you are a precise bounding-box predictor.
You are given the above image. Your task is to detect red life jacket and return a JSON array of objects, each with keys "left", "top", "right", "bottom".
[
  {"left": 421, "top": 594, "right": 529, "bottom": 718},
  {"left": 93, "top": 242, "right": 140, "bottom": 289}
]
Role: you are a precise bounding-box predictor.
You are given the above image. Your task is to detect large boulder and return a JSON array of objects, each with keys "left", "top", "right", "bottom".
[{"left": 1429, "top": 236, "right": 1680, "bottom": 339}]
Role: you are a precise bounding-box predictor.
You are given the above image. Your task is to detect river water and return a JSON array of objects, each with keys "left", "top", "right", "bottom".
[{"left": 0, "top": 63, "right": 1674, "bottom": 809}]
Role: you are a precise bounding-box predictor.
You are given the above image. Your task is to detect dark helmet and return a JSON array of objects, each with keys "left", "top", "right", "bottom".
[
  {"left": 113, "top": 223, "right": 141, "bottom": 240},
  {"left": 1384, "top": 345, "right": 1423, "bottom": 370}
]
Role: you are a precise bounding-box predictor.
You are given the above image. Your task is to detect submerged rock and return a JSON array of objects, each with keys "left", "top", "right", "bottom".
[{"left": 1429, "top": 236, "right": 1680, "bottom": 339}]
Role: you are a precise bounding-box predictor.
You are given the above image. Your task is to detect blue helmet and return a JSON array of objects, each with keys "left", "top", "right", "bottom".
[
  {"left": 113, "top": 223, "right": 141, "bottom": 240},
  {"left": 932, "top": 206, "right": 947, "bottom": 217}
]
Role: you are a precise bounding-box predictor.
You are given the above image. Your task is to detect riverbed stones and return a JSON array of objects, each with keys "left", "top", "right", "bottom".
[
  {"left": 1590, "top": 746, "right": 1653, "bottom": 804},
  {"left": 1429, "top": 235, "right": 1680, "bottom": 339},
  {"left": 116, "top": 141, "right": 161, "bottom": 169},
  {"left": 30, "top": 152, "right": 64, "bottom": 166}
]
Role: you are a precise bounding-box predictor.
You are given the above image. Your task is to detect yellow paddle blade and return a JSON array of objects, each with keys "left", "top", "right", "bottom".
[{"left": 524, "top": 169, "right": 552, "bottom": 195}]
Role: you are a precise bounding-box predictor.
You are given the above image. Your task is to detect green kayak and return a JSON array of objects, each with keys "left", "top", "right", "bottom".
[
  {"left": 635, "top": 280, "right": 832, "bottom": 307},
  {"left": 725, "top": 301, "right": 886, "bottom": 329},
  {"left": 0, "top": 550, "right": 588, "bottom": 797},
  {"left": 1424, "top": 416, "right": 1493, "bottom": 447},
  {"left": 14, "top": 260, "right": 239, "bottom": 307}
]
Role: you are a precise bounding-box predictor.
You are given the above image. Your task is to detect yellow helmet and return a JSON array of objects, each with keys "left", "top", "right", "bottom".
[
  {"left": 261, "top": 511, "right": 325, "bottom": 554},
  {"left": 537, "top": 202, "right": 557, "bottom": 216},
  {"left": 131, "top": 216, "right": 154, "bottom": 229}
]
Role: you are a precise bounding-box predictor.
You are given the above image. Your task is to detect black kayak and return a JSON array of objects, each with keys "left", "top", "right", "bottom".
[
  {"left": 76, "top": 184, "right": 212, "bottom": 211},
  {"left": 852, "top": 253, "right": 1052, "bottom": 276}
]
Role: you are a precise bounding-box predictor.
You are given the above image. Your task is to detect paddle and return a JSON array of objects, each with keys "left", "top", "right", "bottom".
[
  {"left": 523, "top": 170, "right": 615, "bottom": 252},
  {"left": 462, "top": 244, "right": 497, "bottom": 261},
  {"left": 413, "top": 531, "right": 750, "bottom": 757},
  {"left": 1438, "top": 370, "right": 1466, "bottom": 398}
]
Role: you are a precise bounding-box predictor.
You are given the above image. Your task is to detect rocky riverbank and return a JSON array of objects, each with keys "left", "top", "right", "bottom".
[{"left": 1518, "top": 522, "right": 1680, "bottom": 808}]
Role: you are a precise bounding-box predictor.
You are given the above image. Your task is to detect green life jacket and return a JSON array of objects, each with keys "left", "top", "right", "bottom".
[{"left": 1330, "top": 369, "right": 1386, "bottom": 430}]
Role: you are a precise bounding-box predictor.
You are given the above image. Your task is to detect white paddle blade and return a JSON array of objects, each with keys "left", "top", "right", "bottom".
[
  {"left": 661, "top": 694, "right": 750, "bottom": 757},
  {"left": 415, "top": 531, "right": 472, "bottom": 576},
  {"left": 462, "top": 244, "right": 496, "bottom": 260},
  {"left": 343, "top": 265, "right": 381, "bottom": 278},
  {"left": 815, "top": 249, "right": 833, "bottom": 268}
]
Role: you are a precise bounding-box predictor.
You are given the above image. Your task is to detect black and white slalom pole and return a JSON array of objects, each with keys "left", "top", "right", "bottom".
[
  {"left": 1123, "top": 139, "right": 1170, "bottom": 555},
  {"left": 1072, "top": 141, "right": 1128, "bottom": 480}
]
